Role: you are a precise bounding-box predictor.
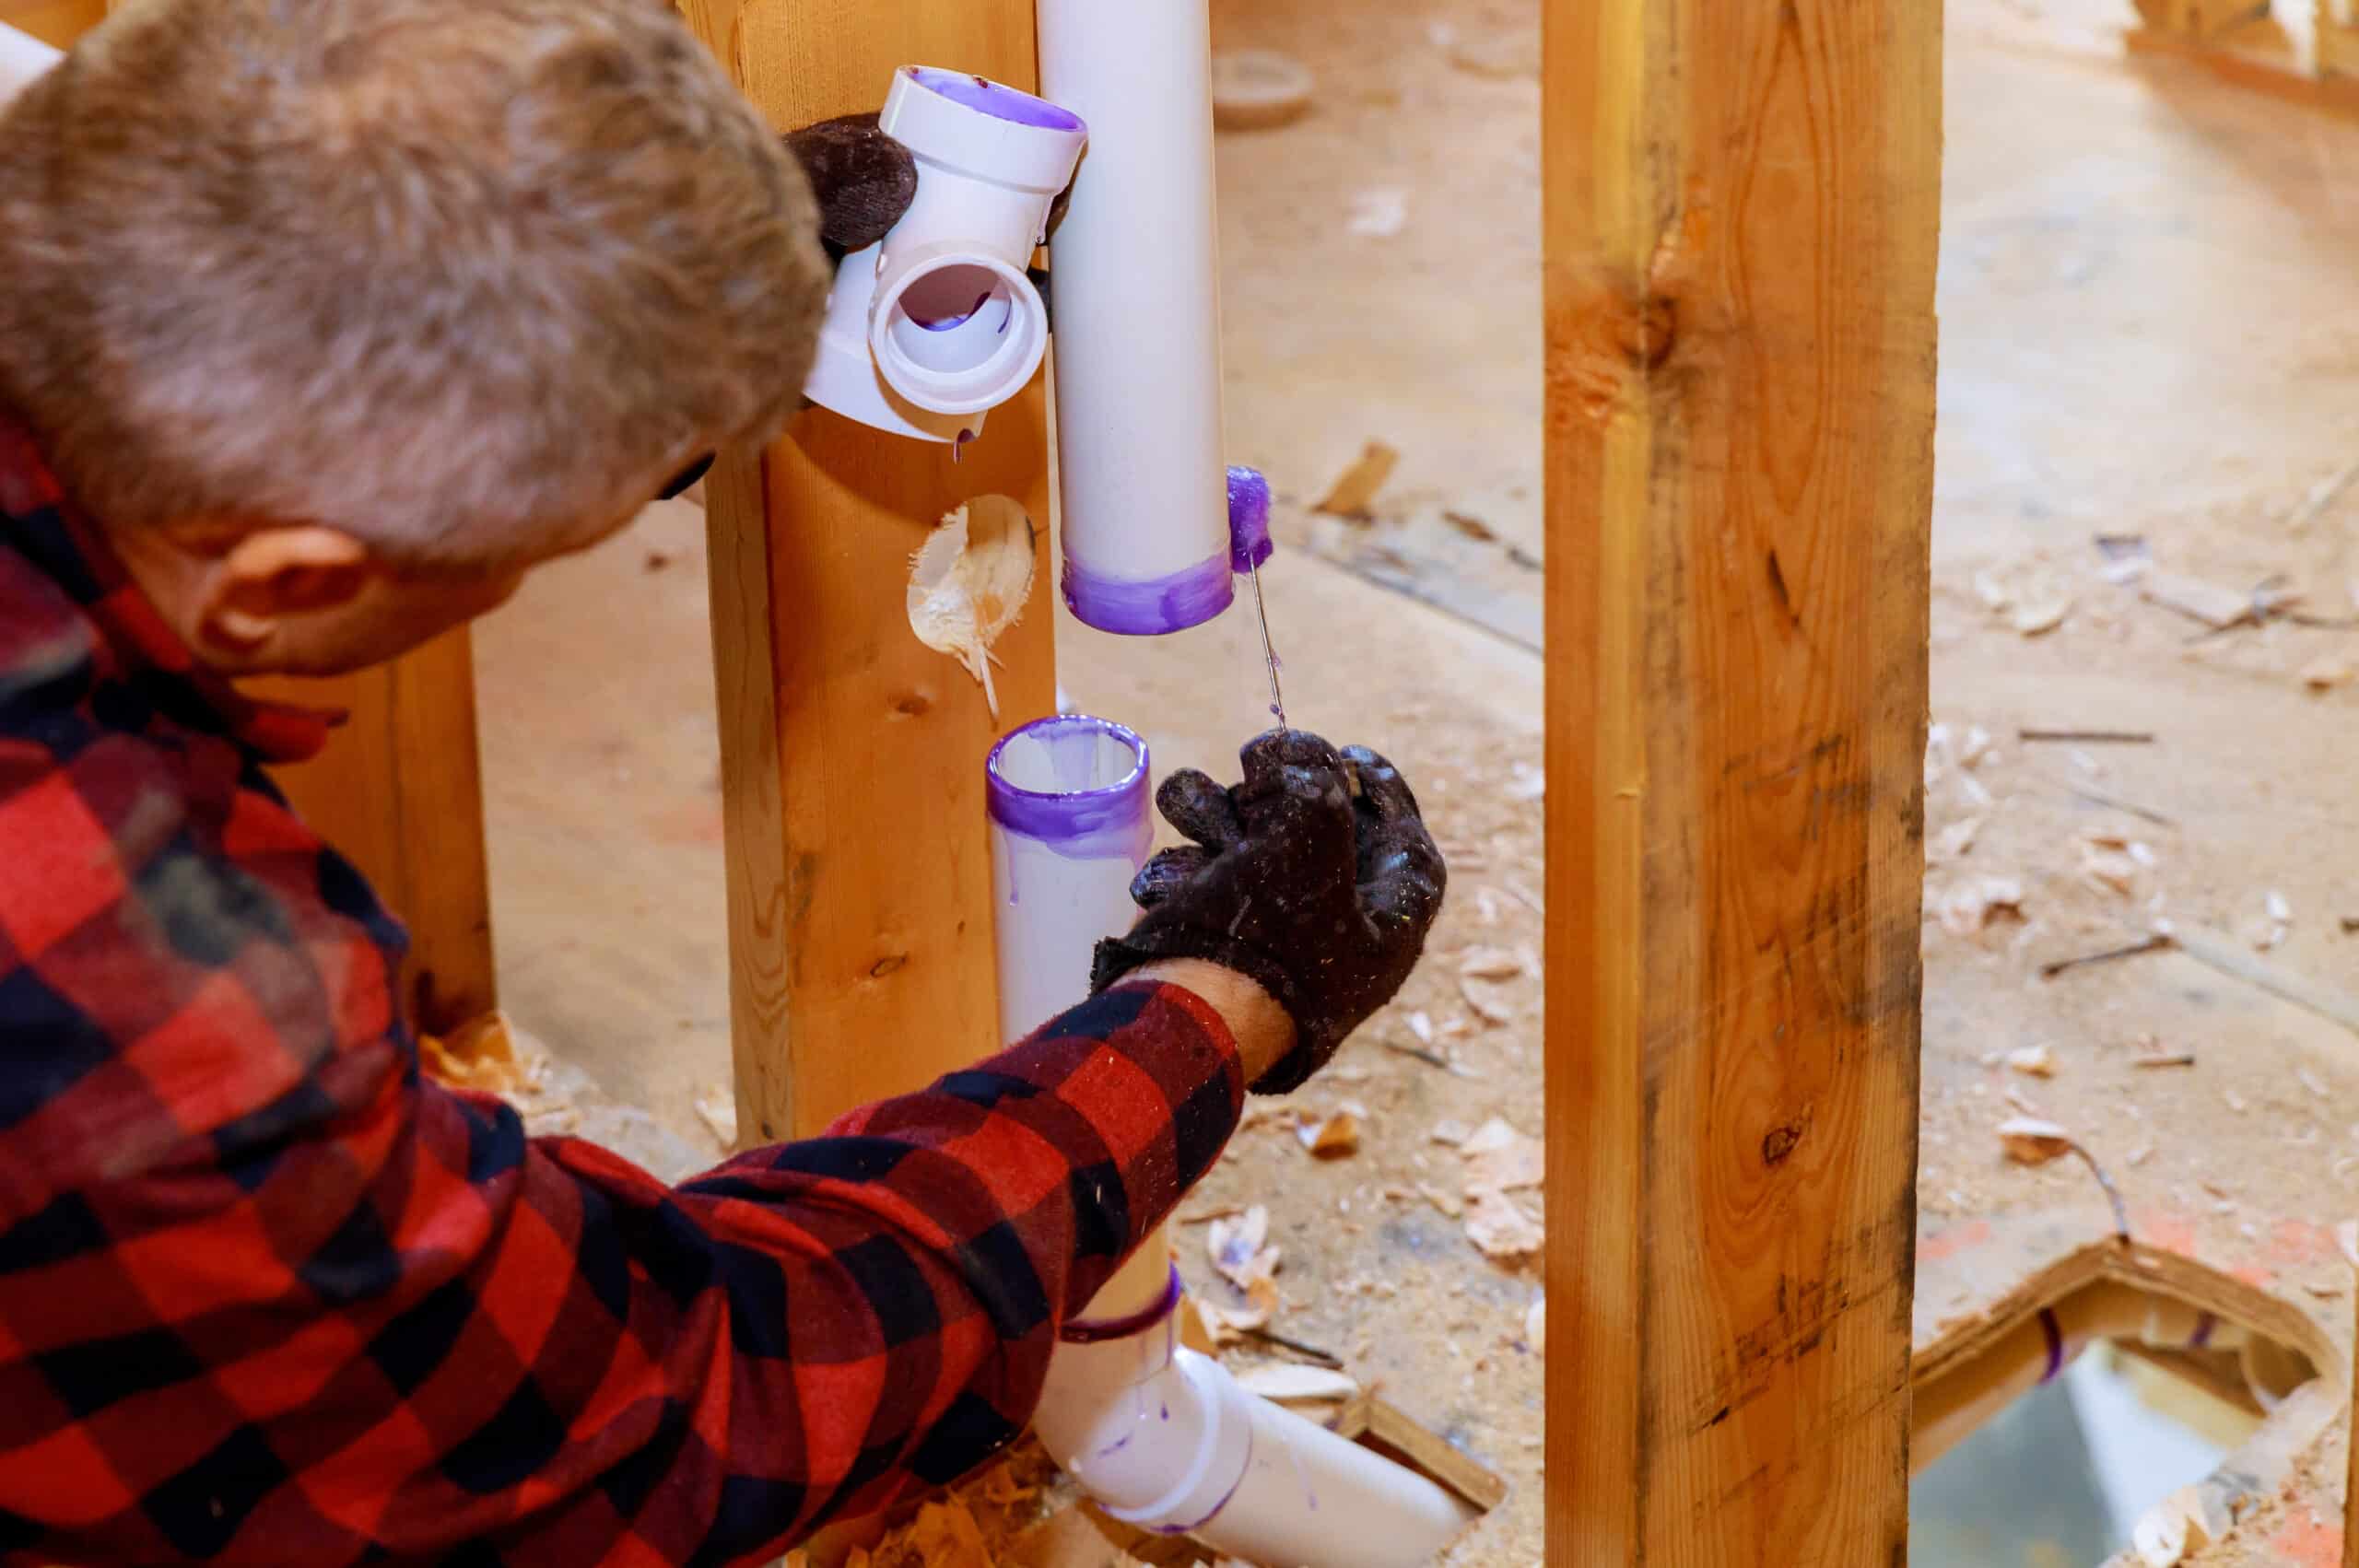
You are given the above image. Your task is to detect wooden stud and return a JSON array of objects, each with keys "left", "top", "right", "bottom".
[
  {"left": 247, "top": 629, "right": 498, "bottom": 1037},
  {"left": 681, "top": 0, "right": 1057, "bottom": 1142},
  {"left": 0, "top": 0, "right": 103, "bottom": 45},
  {"left": 1540, "top": 0, "right": 1939, "bottom": 1557}
]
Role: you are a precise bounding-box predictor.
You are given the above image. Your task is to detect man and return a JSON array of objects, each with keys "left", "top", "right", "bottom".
[{"left": 0, "top": 0, "right": 1443, "bottom": 1562}]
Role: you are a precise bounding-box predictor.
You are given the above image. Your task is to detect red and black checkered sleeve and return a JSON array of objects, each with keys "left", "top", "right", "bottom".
[{"left": 0, "top": 714, "right": 1243, "bottom": 1562}]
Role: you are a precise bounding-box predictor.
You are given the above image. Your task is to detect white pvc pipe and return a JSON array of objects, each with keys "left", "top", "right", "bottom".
[
  {"left": 804, "top": 67, "right": 1085, "bottom": 442},
  {"left": 0, "top": 22, "right": 63, "bottom": 107},
  {"left": 985, "top": 716, "right": 1476, "bottom": 1567},
  {"left": 1037, "top": 0, "right": 1235, "bottom": 635}
]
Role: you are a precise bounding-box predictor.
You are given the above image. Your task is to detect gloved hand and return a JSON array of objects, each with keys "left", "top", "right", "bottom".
[
  {"left": 784, "top": 113, "right": 919, "bottom": 262},
  {"left": 1092, "top": 730, "right": 1447, "bottom": 1095}
]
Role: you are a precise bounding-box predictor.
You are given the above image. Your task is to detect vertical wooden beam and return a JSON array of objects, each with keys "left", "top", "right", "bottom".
[
  {"left": 250, "top": 628, "right": 498, "bottom": 1037},
  {"left": 684, "top": 0, "right": 1056, "bottom": 1142},
  {"left": 1541, "top": 0, "right": 1939, "bottom": 1558}
]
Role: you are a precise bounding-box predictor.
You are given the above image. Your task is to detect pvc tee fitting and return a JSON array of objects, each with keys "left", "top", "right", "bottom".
[{"left": 802, "top": 67, "right": 1085, "bottom": 442}]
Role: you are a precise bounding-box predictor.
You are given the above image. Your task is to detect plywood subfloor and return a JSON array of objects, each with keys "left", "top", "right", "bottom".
[{"left": 462, "top": 0, "right": 2359, "bottom": 1558}]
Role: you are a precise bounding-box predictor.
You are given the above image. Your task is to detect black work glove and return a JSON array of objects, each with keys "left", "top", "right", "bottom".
[
  {"left": 1091, "top": 730, "right": 1447, "bottom": 1095},
  {"left": 784, "top": 113, "right": 919, "bottom": 262}
]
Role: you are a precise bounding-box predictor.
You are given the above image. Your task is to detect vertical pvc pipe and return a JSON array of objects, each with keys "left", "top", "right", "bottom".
[
  {"left": 987, "top": 716, "right": 1475, "bottom": 1563},
  {"left": 0, "top": 22, "right": 62, "bottom": 106},
  {"left": 986, "top": 716, "right": 1171, "bottom": 1316},
  {"left": 1036, "top": 0, "right": 1235, "bottom": 636}
]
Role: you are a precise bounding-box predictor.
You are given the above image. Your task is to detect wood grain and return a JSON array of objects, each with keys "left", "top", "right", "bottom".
[
  {"left": 1540, "top": 0, "right": 1939, "bottom": 1557},
  {"left": 248, "top": 629, "right": 498, "bottom": 1037},
  {"left": 686, "top": 0, "right": 1056, "bottom": 1142}
]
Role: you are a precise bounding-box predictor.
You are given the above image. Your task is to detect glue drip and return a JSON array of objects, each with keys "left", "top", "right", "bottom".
[{"left": 1226, "top": 465, "right": 1285, "bottom": 726}]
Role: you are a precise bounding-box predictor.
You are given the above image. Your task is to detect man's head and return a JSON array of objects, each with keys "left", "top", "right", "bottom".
[{"left": 0, "top": 0, "right": 829, "bottom": 674}]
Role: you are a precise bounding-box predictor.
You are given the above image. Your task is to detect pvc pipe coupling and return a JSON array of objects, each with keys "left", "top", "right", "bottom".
[{"left": 802, "top": 67, "right": 1086, "bottom": 442}]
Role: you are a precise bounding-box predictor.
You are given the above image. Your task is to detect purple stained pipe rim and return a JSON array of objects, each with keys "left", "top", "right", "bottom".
[
  {"left": 907, "top": 66, "right": 1085, "bottom": 133},
  {"left": 1062, "top": 551, "right": 1235, "bottom": 636},
  {"left": 1059, "top": 1265, "right": 1183, "bottom": 1345},
  {"left": 985, "top": 714, "right": 1151, "bottom": 848}
]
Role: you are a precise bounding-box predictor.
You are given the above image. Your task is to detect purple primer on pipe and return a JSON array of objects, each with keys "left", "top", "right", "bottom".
[
  {"left": 1226, "top": 465, "right": 1274, "bottom": 572},
  {"left": 2036, "top": 1306, "right": 2064, "bottom": 1384},
  {"left": 907, "top": 66, "right": 1085, "bottom": 133},
  {"left": 1062, "top": 552, "right": 1235, "bottom": 635},
  {"left": 986, "top": 714, "right": 1152, "bottom": 861}
]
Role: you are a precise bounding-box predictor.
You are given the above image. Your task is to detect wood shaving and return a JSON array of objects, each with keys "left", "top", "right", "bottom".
[
  {"left": 1458, "top": 945, "right": 1528, "bottom": 981},
  {"left": 1460, "top": 975, "right": 1518, "bottom": 1025},
  {"left": 1523, "top": 1294, "right": 1544, "bottom": 1352},
  {"left": 905, "top": 500, "right": 1035, "bottom": 719},
  {"left": 2301, "top": 657, "right": 2354, "bottom": 692},
  {"left": 2012, "top": 596, "right": 2071, "bottom": 636},
  {"left": 2005, "top": 1045, "right": 2057, "bottom": 1078},
  {"left": 1930, "top": 816, "right": 1981, "bottom": 864},
  {"left": 2078, "top": 844, "right": 2142, "bottom": 896},
  {"left": 1295, "top": 1105, "right": 1365, "bottom": 1159},
  {"left": 2142, "top": 570, "right": 2260, "bottom": 630},
  {"left": 1463, "top": 1188, "right": 1543, "bottom": 1258},
  {"left": 1208, "top": 1206, "right": 1281, "bottom": 1294},
  {"left": 1461, "top": 1118, "right": 1543, "bottom": 1194},
  {"left": 1233, "top": 1363, "right": 1359, "bottom": 1403},
  {"left": 1935, "top": 875, "right": 2025, "bottom": 936},
  {"left": 1313, "top": 440, "right": 1400, "bottom": 517},
  {"left": 691, "top": 1083, "right": 737, "bottom": 1151},
  {"left": 1997, "top": 1116, "right": 2074, "bottom": 1164},
  {"left": 1429, "top": 1118, "right": 1473, "bottom": 1147},
  {"left": 1418, "top": 1182, "right": 1464, "bottom": 1220}
]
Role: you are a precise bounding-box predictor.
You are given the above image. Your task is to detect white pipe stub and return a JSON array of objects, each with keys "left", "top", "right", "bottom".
[
  {"left": 803, "top": 66, "right": 1085, "bottom": 441},
  {"left": 0, "top": 20, "right": 63, "bottom": 107}
]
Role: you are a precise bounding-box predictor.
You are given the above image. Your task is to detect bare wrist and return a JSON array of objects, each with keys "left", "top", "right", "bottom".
[{"left": 1127, "top": 958, "right": 1297, "bottom": 1085}]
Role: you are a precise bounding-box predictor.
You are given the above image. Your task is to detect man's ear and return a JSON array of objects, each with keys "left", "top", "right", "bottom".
[{"left": 196, "top": 526, "right": 375, "bottom": 656}]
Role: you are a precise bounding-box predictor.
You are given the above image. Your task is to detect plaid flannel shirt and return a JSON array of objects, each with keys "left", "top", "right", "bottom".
[{"left": 0, "top": 415, "right": 1245, "bottom": 1565}]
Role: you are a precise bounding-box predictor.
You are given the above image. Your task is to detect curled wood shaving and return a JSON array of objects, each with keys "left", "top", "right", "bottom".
[{"left": 1461, "top": 1117, "right": 1543, "bottom": 1194}]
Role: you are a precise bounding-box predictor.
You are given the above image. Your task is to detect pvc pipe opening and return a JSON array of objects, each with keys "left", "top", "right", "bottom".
[
  {"left": 985, "top": 714, "right": 1151, "bottom": 854},
  {"left": 908, "top": 65, "right": 1085, "bottom": 134},
  {"left": 871, "top": 252, "right": 1046, "bottom": 414}
]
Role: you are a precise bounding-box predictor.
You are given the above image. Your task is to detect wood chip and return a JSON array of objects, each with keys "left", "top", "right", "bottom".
[
  {"left": 1233, "top": 1364, "right": 1360, "bottom": 1404},
  {"left": 1458, "top": 945, "right": 1528, "bottom": 981},
  {"left": 1936, "top": 875, "right": 2025, "bottom": 936},
  {"left": 1406, "top": 1010, "right": 1436, "bottom": 1045},
  {"left": 2301, "top": 657, "right": 2354, "bottom": 692},
  {"left": 1312, "top": 440, "right": 1400, "bottom": 518},
  {"left": 691, "top": 1083, "right": 738, "bottom": 1150},
  {"left": 1192, "top": 1289, "right": 1275, "bottom": 1347},
  {"left": 1295, "top": 1105, "right": 1365, "bottom": 1159},
  {"left": 1418, "top": 1182, "right": 1464, "bottom": 1220},
  {"left": 1997, "top": 1116, "right": 2075, "bottom": 1164},
  {"left": 1461, "top": 1118, "right": 1543, "bottom": 1194},
  {"left": 2142, "top": 570, "right": 2259, "bottom": 630},
  {"left": 1344, "top": 186, "right": 1409, "bottom": 239},
  {"left": 2012, "top": 595, "right": 2071, "bottom": 637},
  {"left": 1523, "top": 1294, "right": 1545, "bottom": 1352},
  {"left": 2005, "top": 1045, "right": 2057, "bottom": 1078},
  {"left": 1463, "top": 1188, "right": 1543, "bottom": 1258},
  {"left": 1429, "top": 1118, "right": 1473, "bottom": 1147},
  {"left": 1460, "top": 975, "right": 1518, "bottom": 1025},
  {"left": 1210, "top": 49, "right": 1316, "bottom": 131},
  {"left": 1930, "top": 816, "right": 1981, "bottom": 864},
  {"left": 2079, "top": 844, "right": 2142, "bottom": 896},
  {"left": 1208, "top": 1206, "right": 1281, "bottom": 1293}
]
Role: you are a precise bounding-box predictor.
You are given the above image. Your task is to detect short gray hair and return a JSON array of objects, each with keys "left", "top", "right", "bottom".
[{"left": 0, "top": 0, "right": 827, "bottom": 566}]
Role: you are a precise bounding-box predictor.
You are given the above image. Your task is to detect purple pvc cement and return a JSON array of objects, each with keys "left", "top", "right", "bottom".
[
  {"left": 1060, "top": 1265, "right": 1183, "bottom": 1345},
  {"left": 1226, "top": 465, "right": 1273, "bottom": 572},
  {"left": 1061, "top": 552, "right": 1235, "bottom": 636},
  {"left": 907, "top": 66, "right": 1085, "bottom": 133},
  {"left": 986, "top": 714, "right": 1152, "bottom": 860}
]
